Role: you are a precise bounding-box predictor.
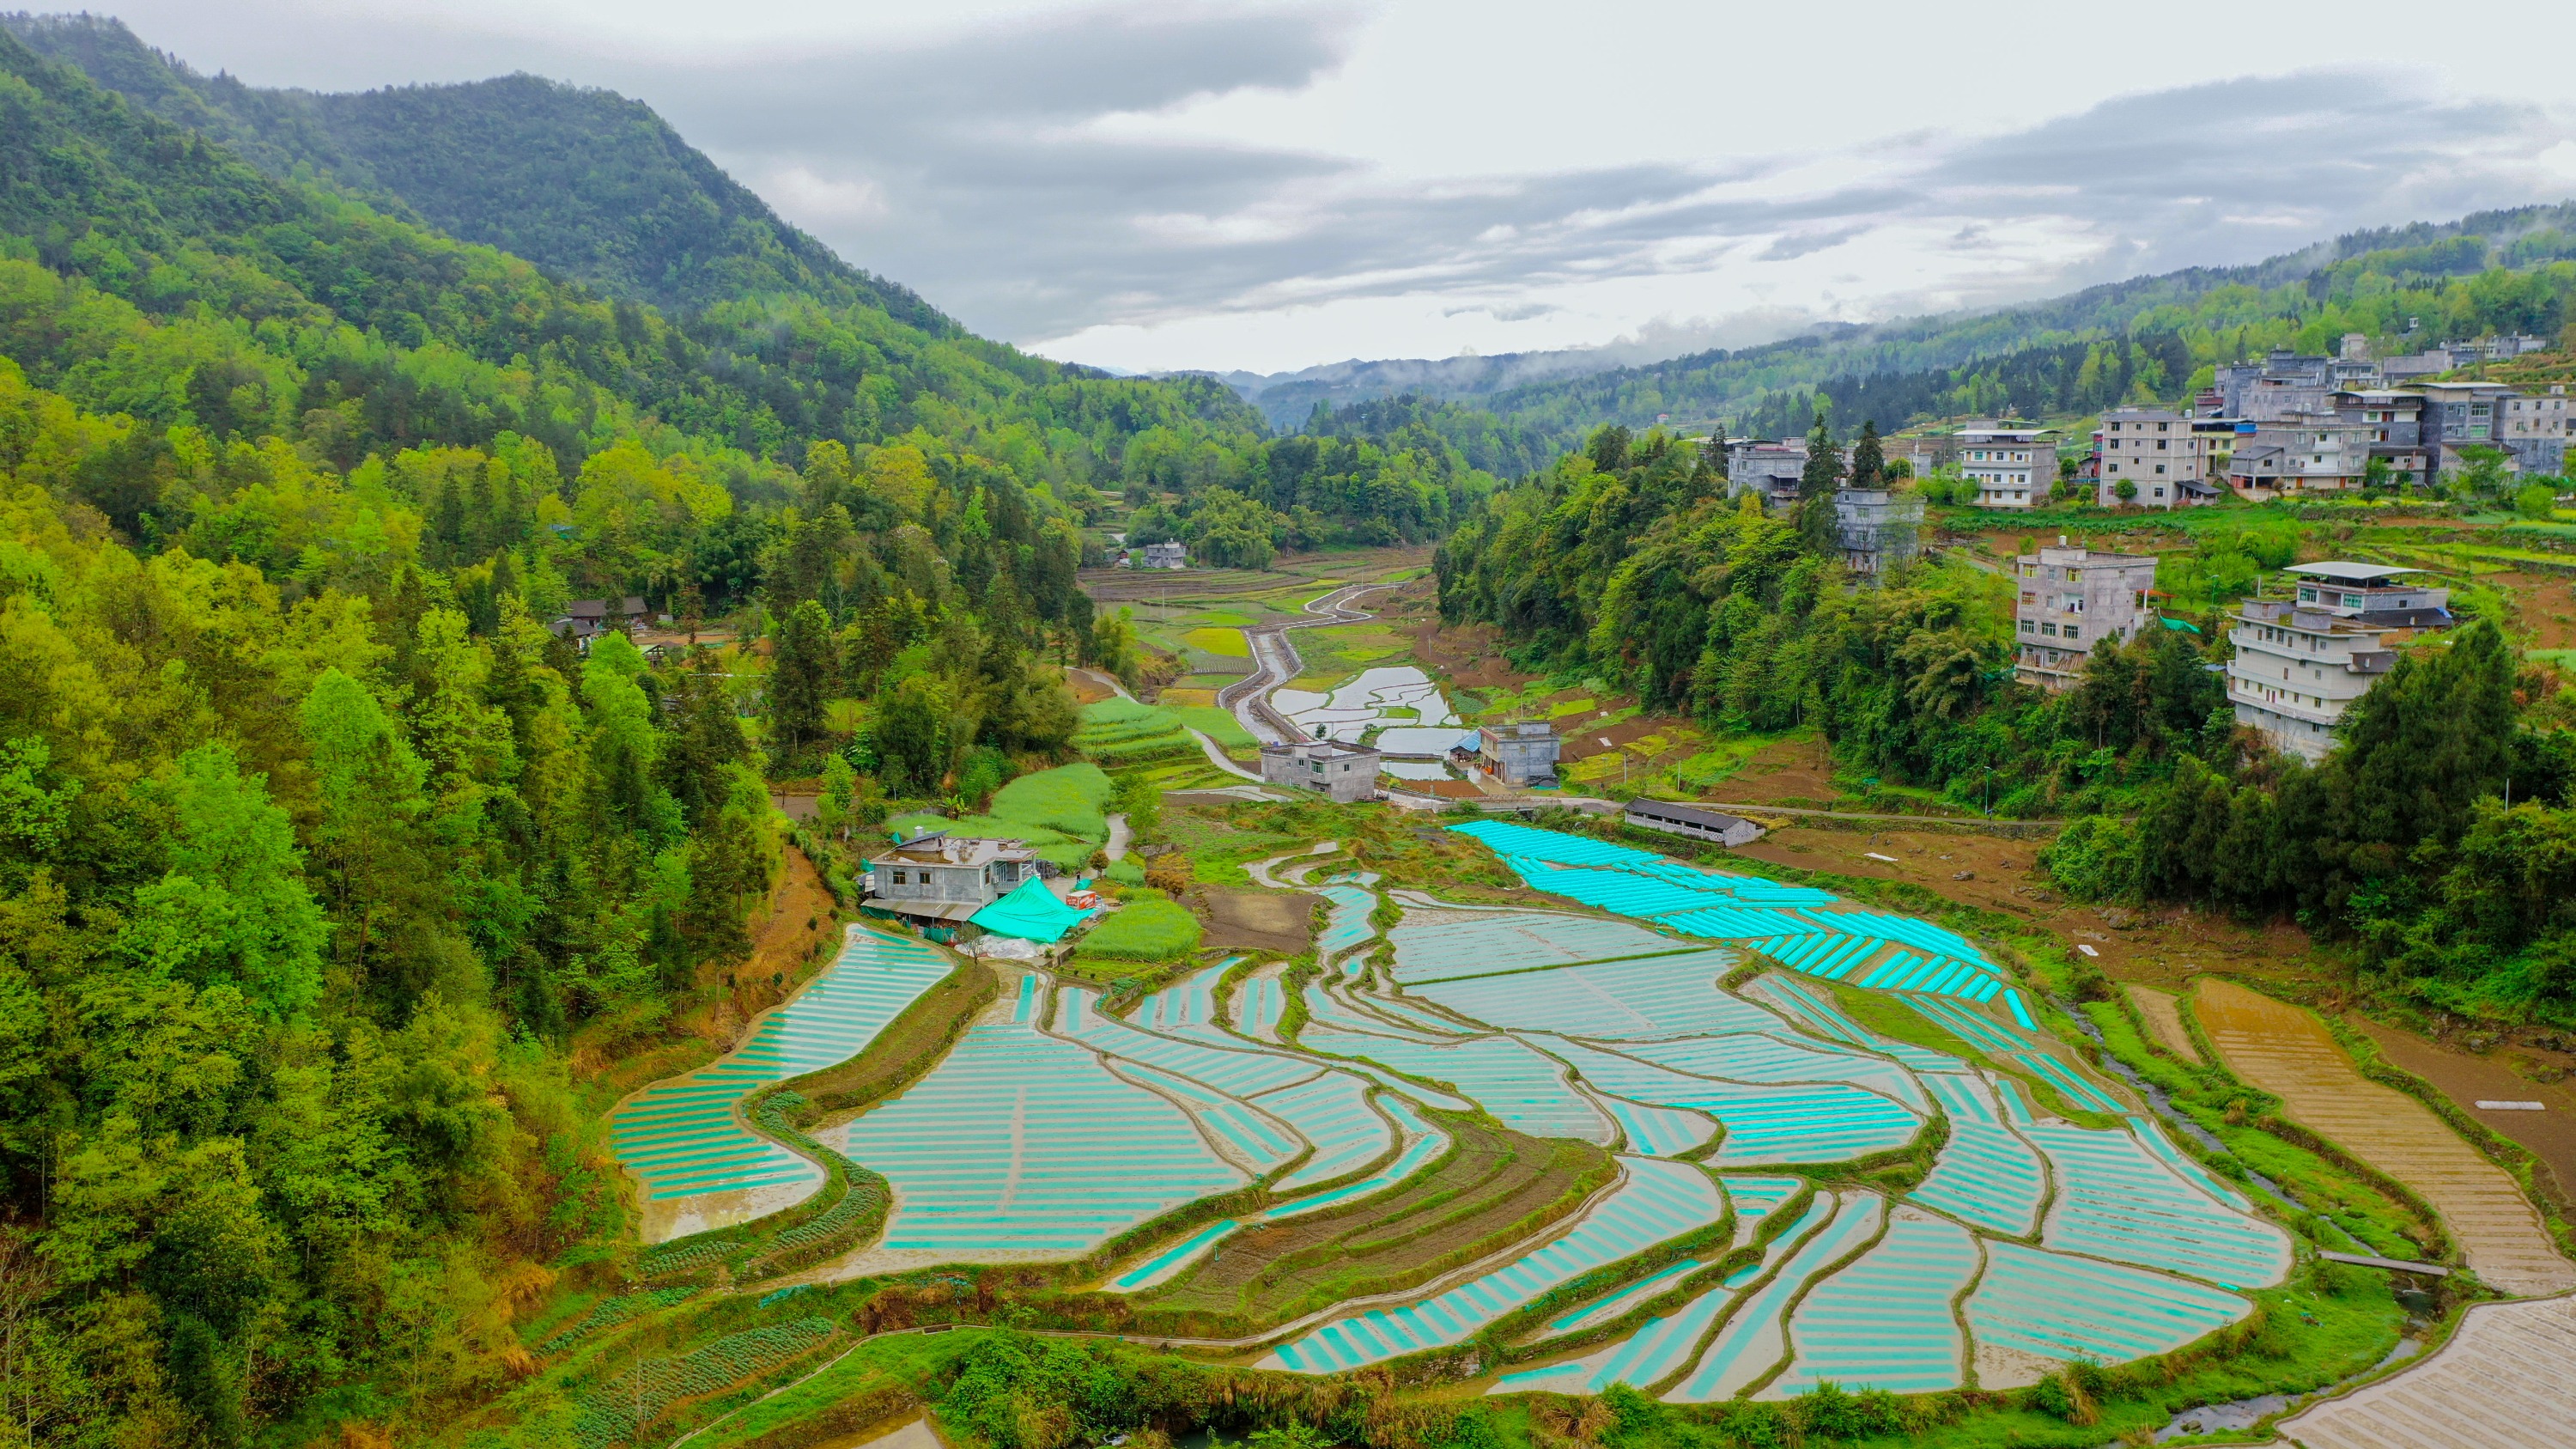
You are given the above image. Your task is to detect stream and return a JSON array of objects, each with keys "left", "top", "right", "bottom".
[{"left": 2038, "top": 989, "right": 2439, "bottom": 1441}]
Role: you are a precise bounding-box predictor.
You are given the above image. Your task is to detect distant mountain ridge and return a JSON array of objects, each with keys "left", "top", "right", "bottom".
[
  {"left": 0, "top": 11, "right": 954, "bottom": 329},
  {"left": 1212, "top": 201, "right": 2576, "bottom": 448},
  {"left": 1185, "top": 350, "right": 1632, "bottom": 431}
]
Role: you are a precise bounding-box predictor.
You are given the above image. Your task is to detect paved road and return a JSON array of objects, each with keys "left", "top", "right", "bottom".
[{"left": 1220, "top": 581, "right": 1398, "bottom": 744}]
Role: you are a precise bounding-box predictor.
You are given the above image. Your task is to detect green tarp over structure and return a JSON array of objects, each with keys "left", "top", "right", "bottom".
[{"left": 971, "top": 877, "right": 1093, "bottom": 943}]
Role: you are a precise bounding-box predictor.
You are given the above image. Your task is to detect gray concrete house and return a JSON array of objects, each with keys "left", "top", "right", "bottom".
[
  {"left": 1136, "top": 541, "right": 1188, "bottom": 569},
  {"left": 2012, "top": 544, "right": 2158, "bottom": 691},
  {"left": 2095, "top": 408, "right": 2207, "bottom": 509},
  {"left": 1261, "top": 738, "right": 1382, "bottom": 802},
  {"left": 2417, "top": 382, "right": 2571, "bottom": 477},
  {"left": 1833, "top": 488, "right": 1923, "bottom": 575},
  {"left": 1725, "top": 438, "right": 1810, "bottom": 511},
  {"left": 1476, "top": 721, "right": 1561, "bottom": 788},
  {"left": 1623, "top": 800, "right": 1764, "bottom": 847},
  {"left": 2228, "top": 563, "right": 2452, "bottom": 761},
  {"left": 863, "top": 831, "right": 1042, "bottom": 924}
]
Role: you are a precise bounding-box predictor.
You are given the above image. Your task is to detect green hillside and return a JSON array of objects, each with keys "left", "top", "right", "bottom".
[{"left": 2, "top": 12, "right": 949, "bottom": 325}]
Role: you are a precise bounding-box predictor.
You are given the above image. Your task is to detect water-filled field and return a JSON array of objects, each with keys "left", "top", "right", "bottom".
[{"left": 625, "top": 824, "right": 2300, "bottom": 1403}]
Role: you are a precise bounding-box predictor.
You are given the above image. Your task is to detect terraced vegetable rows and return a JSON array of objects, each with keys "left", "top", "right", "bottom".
[
  {"left": 717, "top": 825, "right": 2322, "bottom": 1403},
  {"left": 611, "top": 930, "right": 954, "bottom": 1217}
]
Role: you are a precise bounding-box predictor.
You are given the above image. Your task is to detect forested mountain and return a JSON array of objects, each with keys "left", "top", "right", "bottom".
[
  {"left": 1480, "top": 206, "right": 2576, "bottom": 440},
  {"left": 1189, "top": 349, "right": 1628, "bottom": 432},
  {"left": 0, "top": 23, "right": 1321, "bottom": 1440},
  {"left": 1, "top": 11, "right": 950, "bottom": 325},
  {"left": 1187, "top": 204, "right": 2576, "bottom": 449}
]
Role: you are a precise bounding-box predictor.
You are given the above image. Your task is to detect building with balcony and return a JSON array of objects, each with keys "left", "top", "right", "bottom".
[
  {"left": 1957, "top": 422, "right": 2058, "bottom": 508},
  {"left": 2012, "top": 544, "right": 2159, "bottom": 691},
  {"left": 2227, "top": 563, "right": 2452, "bottom": 761},
  {"left": 2095, "top": 407, "right": 2212, "bottom": 508},
  {"left": 2225, "top": 415, "right": 2377, "bottom": 497},
  {"left": 1725, "top": 438, "right": 1811, "bottom": 511}
]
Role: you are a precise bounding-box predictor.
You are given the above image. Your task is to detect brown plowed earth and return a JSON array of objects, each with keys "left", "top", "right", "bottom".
[
  {"left": 2127, "top": 983, "right": 2202, "bottom": 1063},
  {"left": 2194, "top": 979, "right": 2576, "bottom": 1296},
  {"left": 2275, "top": 1294, "right": 2576, "bottom": 1449},
  {"left": 2353, "top": 1020, "right": 2576, "bottom": 1216},
  {"left": 1145, "top": 1120, "right": 1601, "bottom": 1324},
  {"left": 1188, "top": 885, "right": 1320, "bottom": 955}
]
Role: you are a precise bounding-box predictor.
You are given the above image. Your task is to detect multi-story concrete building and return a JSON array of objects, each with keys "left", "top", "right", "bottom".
[
  {"left": 2415, "top": 381, "right": 2572, "bottom": 476},
  {"left": 864, "top": 831, "right": 1042, "bottom": 926},
  {"left": 1260, "top": 737, "right": 1382, "bottom": 802},
  {"left": 2012, "top": 544, "right": 2159, "bottom": 691},
  {"left": 1833, "top": 488, "right": 1923, "bottom": 576},
  {"left": 1957, "top": 423, "right": 2058, "bottom": 508},
  {"left": 2095, "top": 407, "right": 2209, "bottom": 508},
  {"left": 2499, "top": 384, "right": 2573, "bottom": 476},
  {"left": 2225, "top": 414, "right": 2377, "bottom": 497},
  {"left": 2227, "top": 563, "right": 2452, "bottom": 761},
  {"left": 1725, "top": 438, "right": 1810, "bottom": 511},
  {"left": 2215, "top": 351, "right": 2333, "bottom": 417},
  {"left": 1474, "top": 721, "right": 1560, "bottom": 787}
]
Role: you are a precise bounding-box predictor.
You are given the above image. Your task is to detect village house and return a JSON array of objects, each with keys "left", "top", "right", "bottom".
[
  {"left": 2012, "top": 544, "right": 2158, "bottom": 691},
  {"left": 862, "top": 831, "right": 1043, "bottom": 925},
  {"left": 2227, "top": 563, "right": 2452, "bottom": 761},
  {"left": 1260, "top": 737, "right": 1382, "bottom": 802}
]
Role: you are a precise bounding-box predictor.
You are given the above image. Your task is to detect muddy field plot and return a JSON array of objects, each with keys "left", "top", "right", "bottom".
[
  {"left": 1189, "top": 885, "right": 1320, "bottom": 954},
  {"left": 1145, "top": 1120, "right": 1606, "bottom": 1325},
  {"left": 2195, "top": 978, "right": 2576, "bottom": 1295},
  {"left": 2276, "top": 1294, "right": 2576, "bottom": 1449},
  {"left": 2356, "top": 1019, "right": 2576, "bottom": 1210}
]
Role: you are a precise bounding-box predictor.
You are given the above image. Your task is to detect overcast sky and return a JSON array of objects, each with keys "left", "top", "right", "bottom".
[{"left": 70, "top": 0, "right": 2576, "bottom": 374}]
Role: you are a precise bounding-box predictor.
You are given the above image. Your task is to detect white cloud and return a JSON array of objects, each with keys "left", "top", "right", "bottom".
[{"left": 65, "top": 0, "right": 2576, "bottom": 372}]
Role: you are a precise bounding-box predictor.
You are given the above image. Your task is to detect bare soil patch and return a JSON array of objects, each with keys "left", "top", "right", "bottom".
[
  {"left": 2127, "top": 984, "right": 2202, "bottom": 1063},
  {"left": 1557, "top": 715, "right": 1689, "bottom": 763},
  {"left": 2494, "top": 569, "right": 2576, "bottom": 650},
  {"left": 2354, "top": 1019, "right": 2576, "bottom": 1213},
  {"left": 2195, "top": 978, "right": 2575, "bottom": 1294},
  {"left": 1412, "top": 621, "right": 1533, "bottom": 694},
  {"left": 1188, "top": 885, "right": 1321, "bottom": 955},
  {"left": 1708, "top": 735, "right": 1845, "bottom": 807}
]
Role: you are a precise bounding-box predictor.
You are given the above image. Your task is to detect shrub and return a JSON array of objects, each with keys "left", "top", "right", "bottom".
[{"left": 2039, "top": 813, "right": 2140, "bottom": 901}]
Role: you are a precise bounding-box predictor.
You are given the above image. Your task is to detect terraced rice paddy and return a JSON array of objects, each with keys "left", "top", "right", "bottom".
[
  {"left": 1388, "top": 910, "right": 1676, "bottom": 983},
  {"left": 1667, "top": 1192, "right": 1886, "bottom": 1402},
  {"left": 1965, "top": 1241, "right": 2252, "bottom": 1368},
  {"left": 1298, "top": 1025, "right": 1613, "bottom": 1143},
  {"left": 1442, "top": 821, "right": 2016, "bottom": 1012},
  {"left": 2026, "top": 1121, "right": 2292, "bottom": 1288},
  {"left": 1765, "top": 1207, "right": 1978, "bottom": 1397},
  {"left": 733, "top": 825, "right": 2369, "bottom": 1401},
  {"left": 2275, "top": 1294, "right": 2576, "bottom": 1449},
  {"left": 1908, "top": 1074, "right": 2046, "bottom": 1236},
  {"left": 611, "top": 929, "right": 955, "bottom": 1236},
  {"left": 829, "top": 985, "right": 1245, "bottom": 1258},
  {"left": 1315, "top": 882, "right": 1381, "bottom": 969},
  {"left": 2194, "top": 978, "right": 2576, "bottom": 1296},
  {"left": 1267, "top": 1158, "right": 1722, "bottom": 1373},
  {"left": 1405, "top": 950, "right": 1765, "bottom": 1036}
]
